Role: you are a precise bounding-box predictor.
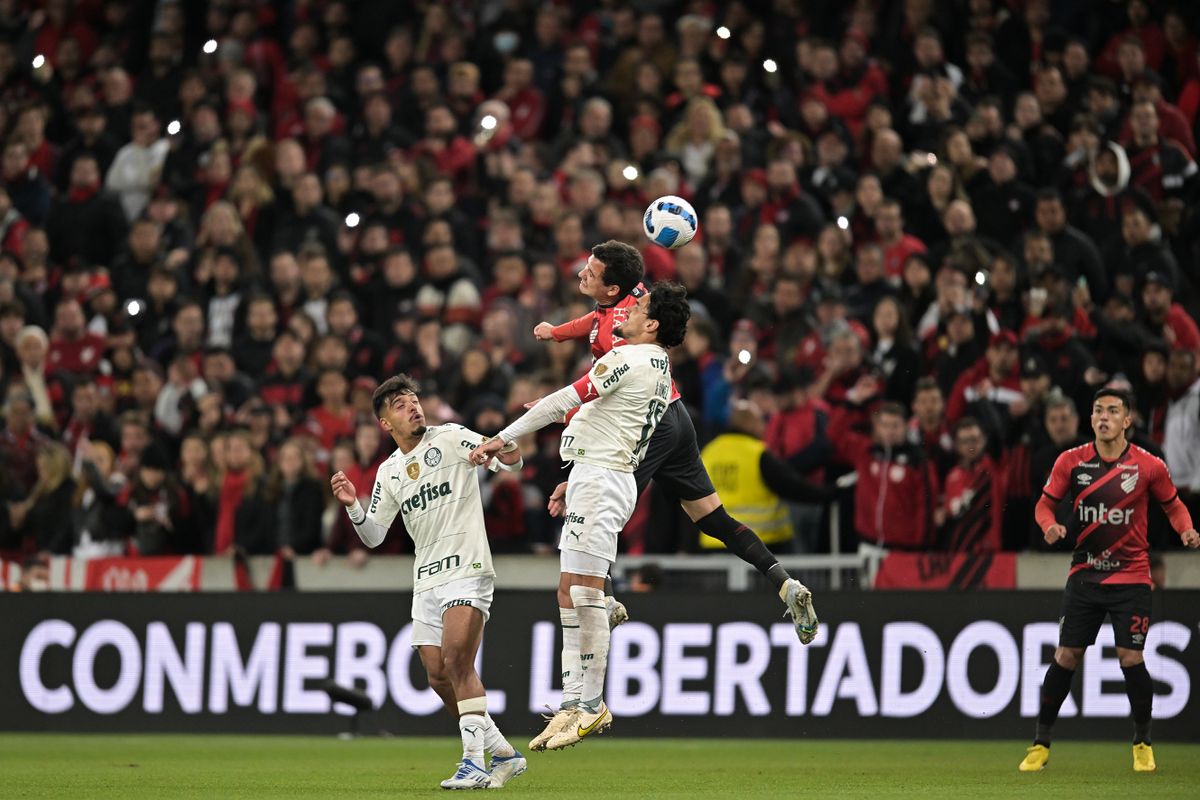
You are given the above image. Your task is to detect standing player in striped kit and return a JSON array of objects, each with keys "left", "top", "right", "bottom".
[{"left": 1019, "top": 387, "right": 1199, "bottom": 773}]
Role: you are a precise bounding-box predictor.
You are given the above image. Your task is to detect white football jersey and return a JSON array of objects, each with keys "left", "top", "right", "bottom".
[
  {"left": 364, "top": 424, "right": 500, "bottom": 592},
  {"left": 560, "top": 343, "right": 672, "bottom": 472}
]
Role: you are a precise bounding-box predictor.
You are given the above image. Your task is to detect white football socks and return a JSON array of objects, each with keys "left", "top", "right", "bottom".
[
  {"left": 560, "top": 607, "right": 583, "bottom": 708},
  {"left": 457, "top": 697, "right": 487, "bottom": 762},
  {"left": 483, "top": 712, "right": 515, "bottom": 758},
  {"left": 571, "top": 585, "right": 610, "bottom": 711}
]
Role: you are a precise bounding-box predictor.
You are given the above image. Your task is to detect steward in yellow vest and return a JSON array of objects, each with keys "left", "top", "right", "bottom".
[{"left": 699, "top": 402, "right": 831, "bottom": 549}]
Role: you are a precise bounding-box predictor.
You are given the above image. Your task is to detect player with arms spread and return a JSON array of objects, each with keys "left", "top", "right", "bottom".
[
  {"left": 1019, "top": 386, "right": 1200, "bottom": 774},
  {"left": 472, "top": 283, "right": 691, "bottom": 752},
  {"left": 330, "top": 375, "right": 527, "bottom": 790},
  {"left": 532, "top": 241, "right": 819, "bottom": 643}
]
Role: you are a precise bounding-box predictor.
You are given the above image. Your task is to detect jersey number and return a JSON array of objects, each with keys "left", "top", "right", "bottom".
[{"left": 633, "top": 400, "right": 667, "bottom": 464}]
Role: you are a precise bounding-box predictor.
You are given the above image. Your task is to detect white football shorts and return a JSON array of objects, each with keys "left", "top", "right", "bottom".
[
  {"left": 409, "top": 575, "right": 495, "bottom": 647},
  {"left": 558, "top": 461, "right": 637, "bottom": 569}
]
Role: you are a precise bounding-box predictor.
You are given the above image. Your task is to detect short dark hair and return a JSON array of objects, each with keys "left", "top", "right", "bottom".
[
  {"left": 1035, "top": 188, "right": 1063, "bottom": 205},
  {"left": 646, "top": 282, "right": 690, "bottom": 348},
  {"left": 876, "top": 401, "right": 907, "bottom": 420},
  {"left": 953, "top": 416, "right": 985, "bottom": 436},
  {"left": 591, "top": 240, "right": 644, "bottom": 299},
  {"left": 373, "top": 373, "right": 420, "bottom": 417},
  {"left": 914, "top": 376, "right": 940, "bottom": 395},
  {"left": 1092, "top": 386, "right": 1135, "bottom": 412}
]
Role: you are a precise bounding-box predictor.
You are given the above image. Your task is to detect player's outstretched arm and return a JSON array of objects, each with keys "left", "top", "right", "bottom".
[
  {"left": 534, "top": 312, "right": 594, "bottom": 343},
  {"left": 332, "top": 470, "right": 391, "bottom": 548}
]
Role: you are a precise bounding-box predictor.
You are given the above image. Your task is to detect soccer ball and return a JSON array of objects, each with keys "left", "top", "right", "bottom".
[{"left": 643, "top": 195, "right": 699, "bottom": 250}]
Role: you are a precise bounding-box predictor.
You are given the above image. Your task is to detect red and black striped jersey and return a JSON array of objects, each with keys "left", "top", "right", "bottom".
[{"left": 1043, "top": 442, "right": 1179, "bottom": 585}]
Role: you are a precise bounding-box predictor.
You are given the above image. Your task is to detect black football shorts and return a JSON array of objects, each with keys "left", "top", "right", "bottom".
[
  {"left": 1058, "top": 580, "right": 1152, "bottom": 651},
  {"left": 633, "top": 400, "right": 716, "bottom": 501}
]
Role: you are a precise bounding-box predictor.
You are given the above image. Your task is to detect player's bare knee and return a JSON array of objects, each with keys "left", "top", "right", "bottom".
[
  {"left": 426, "top": 667, "right": 452, "bottom": 694},
  {"left": 441, "top": 649, "right": 476, "bottom": 683},
  {"left": 1117, "top": 648, "right": 1145, "bottom": 668},
  {"left": 1054, "top": 647, "right": 1083, "bottom": 670}
]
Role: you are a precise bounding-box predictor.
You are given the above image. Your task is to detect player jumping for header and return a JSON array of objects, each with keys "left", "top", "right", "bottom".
[
  {"left": 471, "top": 282, "right": 692, "bottom": 752},
  {"left": 532, "top": 241, "right": 819, "bottom": 642},
  {"left": 331, "top": 375, "right": 527, "bottom": 790},
  {"left": 1019, "top": 386, "right": 1199, "bottom": 774}
]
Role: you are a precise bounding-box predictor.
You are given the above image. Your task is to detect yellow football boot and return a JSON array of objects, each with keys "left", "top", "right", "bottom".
[{"left": 1018, "top": 744, "right": 1050, "bottom": 772}]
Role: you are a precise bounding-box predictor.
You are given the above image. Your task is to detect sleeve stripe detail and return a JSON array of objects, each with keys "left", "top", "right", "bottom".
[{"left": 1042, "top": 490, "right": 1063, "bottom": 502}]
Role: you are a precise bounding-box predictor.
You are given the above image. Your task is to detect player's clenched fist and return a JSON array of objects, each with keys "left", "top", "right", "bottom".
[
  {"left": 533, "top": 322, "right": 554, "bottom": 341},
  {"left": 330, "top": 471, "right": 358, "bottom": 506},
  {"left": 547, "top": 481, "right": 567, "bottom": 517},
  {"left": 1182, "top": 529, "right": 1200, "bottom": 548},
  {"left": 1043, "top": 524, "right": 1067, "bottom": 545}
]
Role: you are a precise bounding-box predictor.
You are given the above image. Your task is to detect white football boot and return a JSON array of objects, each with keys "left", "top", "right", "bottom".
[
  {"left": 440, "top": 759, "right": 490, "bottom": 790},
  {"left": 528, "top": 706, "right": 577, "bottom": 751},
  {"left": 487, "top": 750, "right": 527, "bottom": 788},
  {"left": 545, "top": 701, "right": 611, "bottom": 750},
  {"left": 783, "top": 579, "right": 819, "bottom": 644}
]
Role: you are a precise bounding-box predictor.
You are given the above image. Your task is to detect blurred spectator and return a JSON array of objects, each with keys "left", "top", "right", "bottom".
[
  {"left": 940, "top": 417, "right": 1003, "bottom": 551},
  {"left": 8, "top": 442, "right": 75, "bottom": 556},
  {"left": 111, "top": 443, "right": 193, "bottom": 556},
  {"left": 106, "top": 105, "right": 169, "bottom": 221},
  {"left": 1164, "top": 348, "right": 1200, "bottom": 504},
  {"left": 831, "top": 401, "right": 939, "bottom": 550},
  {"left": 907, "top": 377, "right": 955, "bottom": 479},
  {"left": 61, "top": 379, "right": 118, "bottom": 457},
  {"left": 700, "top": 399, "right": 831, "bottom": 553},
  {"left": 45, "top": 153, "right": 126, "bottom": 268},
  {"left": 211, "top": 429, "right": 271, "bottom": 555},
  {"left": 72, "top": 440, "right": 125, "bottom": 558},
  {"left": 14, "top": 325, "right": 59, "bottom": 430},
  {"left": 1137, "top": 270, "right": 1200, "bottom": 355},
  {"left": 265, "top": 438, "right": 329, "bottom": 564}
]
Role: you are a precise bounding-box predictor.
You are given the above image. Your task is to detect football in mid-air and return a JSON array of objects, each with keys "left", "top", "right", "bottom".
[{"left": 643, "top": 195, "right": 699, "bottom": 250}]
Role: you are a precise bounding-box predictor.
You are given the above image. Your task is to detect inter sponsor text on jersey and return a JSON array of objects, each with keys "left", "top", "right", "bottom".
[{"left": 1043, "top": 442, "right": 1178, "bottom": 585}]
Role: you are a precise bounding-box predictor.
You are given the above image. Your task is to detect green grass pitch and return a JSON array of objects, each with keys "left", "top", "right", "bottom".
[{"left": 4, "top": 735, "right": 1199, "bottom": 799}]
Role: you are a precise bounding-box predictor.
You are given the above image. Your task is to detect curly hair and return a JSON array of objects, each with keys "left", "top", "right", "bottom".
[{"left": 646, "top": 282, "right": 691, "bottom": 348}]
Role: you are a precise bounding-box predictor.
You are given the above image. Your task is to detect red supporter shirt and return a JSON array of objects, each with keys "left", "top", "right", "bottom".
[
  {"left": 882, "top": 234, "right": 927, "bottom": 281},
  {"left": 1041, "top": 442, "right": 1190, "bottom": 585},
  {"left": 48, "top": 333, "right": 107, "bottom": 376},
  {"left": 942, "top": 455, "right": 1004, "bottom": 551}
]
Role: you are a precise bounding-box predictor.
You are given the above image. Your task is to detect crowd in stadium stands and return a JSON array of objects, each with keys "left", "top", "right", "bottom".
[{"left": 3, "top": 0, "right": 1200, "bottom": 571}]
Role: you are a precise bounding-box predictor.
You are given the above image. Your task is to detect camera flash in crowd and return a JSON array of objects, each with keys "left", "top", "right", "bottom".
[
  {"left": 926, "top": 152, "right": 938, "bottom": 165},
  {"left": 622, "top": 164, "right": 639, "bottom": 181},
  {"left": 716, "top": 26, "right": 731, "bottom": 40},
  {"left": 480, "top": 114, "right": 497, "bottom": 131},
  {"left": 203, "top": 39, "right": 218, "bottom": 55},
  {"left": 762, "top": 59, "right": 778, "bottom": 74},
  {"left": 737, "top": 350, "right": 752, "bottom": 365},
  {"left": 125, "top": 299, "right": 143, "bottom": 317},
  {"left": 31, "top": 54, "right": 45, "bottom": 69},
  {"left": 345, "top": 212, "right": 361, "bottom": 228},
  {"left": 167, "top": 120, "right": 181, "bottom": 136},
  {"left": 975, "top": 271, "right": 987, "bottom": 286},
  {"left": 837, "top": 216, "right": 849, "bottom": 230}
]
